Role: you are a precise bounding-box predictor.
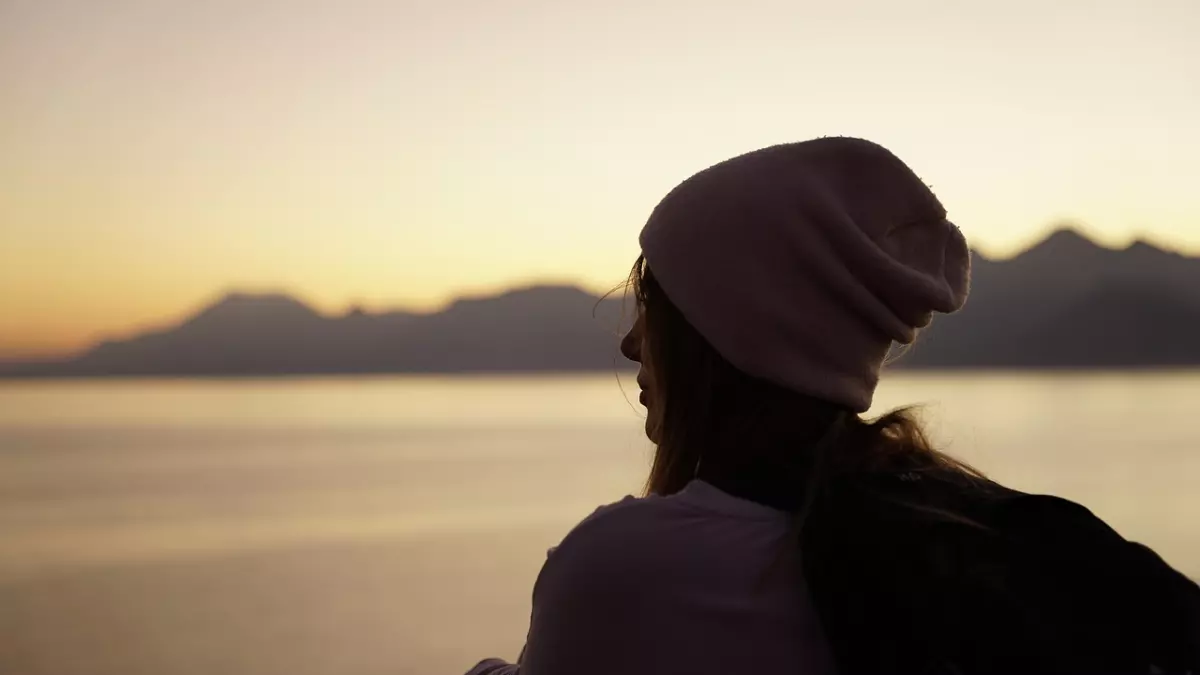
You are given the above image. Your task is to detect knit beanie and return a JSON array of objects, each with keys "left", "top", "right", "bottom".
[{"left": 638, "top": 137, "right": 970, "bottom": 412}]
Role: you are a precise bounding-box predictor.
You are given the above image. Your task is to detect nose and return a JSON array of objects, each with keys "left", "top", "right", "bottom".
[{"left": 620, "top": 322, "right": 642, "bottom": 364}]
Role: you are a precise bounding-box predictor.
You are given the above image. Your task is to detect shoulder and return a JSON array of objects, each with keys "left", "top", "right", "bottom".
[
  {"left": 989, "top": 491, "right": 1199, "bottom": 590},
  {"left": 986, "top": 492, "right": 1177, "bottom": 574},
  {"left": 521, "top": 491, "right": 763, "bottom": 670},
  {"left": 989, "top": 492, "right": 1112, "bottom": 533},
  {"left": 993, "top": 493, "right": 1200, "bottom": 667},
  {"left": 808, "top": 484, "right": 1199, "bottom": 673},
  {"left": 543, "top": 493, "right": 687, "bottom": 582},
  {"left": 524, "top": 494, "right": 685, "bottom": 628},
  {"left": 534, "top": 487, "right": 752, "bottom": 598}
]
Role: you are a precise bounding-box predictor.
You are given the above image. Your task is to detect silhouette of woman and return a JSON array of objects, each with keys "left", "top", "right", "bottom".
[{"left": 468, "top": 138, "right": 1200, "bottom": 675}]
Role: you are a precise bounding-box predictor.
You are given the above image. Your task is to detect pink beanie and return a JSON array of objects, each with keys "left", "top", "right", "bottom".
[{"left": 639, "top": 137, "right": 970, "bottom": 412}]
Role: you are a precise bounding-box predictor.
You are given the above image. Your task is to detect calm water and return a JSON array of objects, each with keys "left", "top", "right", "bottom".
[{"left": 0, "top": 373, "right": 1197, "bottom": 675}]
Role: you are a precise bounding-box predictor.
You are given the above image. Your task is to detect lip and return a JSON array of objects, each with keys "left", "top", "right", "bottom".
[{"left": 638, "top": 389, "right": 648, "bottom": 406}]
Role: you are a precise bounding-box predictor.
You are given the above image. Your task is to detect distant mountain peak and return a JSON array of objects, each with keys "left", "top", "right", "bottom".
[
  {"left": 1014, "top": 227, "right": 1107, "bottom": 263},
  {"left": 183, "top": 291, "right": 322, "bottom": 328},
  {"left": 446, "top": 284, "right": 600, "bottom": 311},
  {"left": 212, "top": 291, "right": 308, "bottom": 306},
  {"left": 1036, "top": 226, "right": 1101, "bottom": 249},
  {"left": 1123, "top": 238, "right": 1176, "bottom": 258},
  {"left": 500, "top": 284, "right": 598, "bottom": 300}
]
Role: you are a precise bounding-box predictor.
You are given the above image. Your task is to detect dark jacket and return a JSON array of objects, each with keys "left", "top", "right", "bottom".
[{"left": 799, "top": 473, "right": 1200, "bottom": 675}]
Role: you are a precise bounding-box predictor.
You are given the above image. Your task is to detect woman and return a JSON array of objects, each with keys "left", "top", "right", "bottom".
[{"left": 468, "top": 138, "right": 1200, "bottom": 675}]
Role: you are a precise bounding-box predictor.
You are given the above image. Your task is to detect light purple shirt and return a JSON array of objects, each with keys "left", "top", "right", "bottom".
[{"left": 467, "top": 480, "right": 835, "bottom": 675}]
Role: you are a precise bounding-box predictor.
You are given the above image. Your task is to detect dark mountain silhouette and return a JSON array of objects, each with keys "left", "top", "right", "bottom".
[
  {"left": 903, "top": 228, "right": 1200, "bottom": 367},
  {"left": 1, "top": 228, "right": 1198, "bottom": 378},
  {"left": 0, "top": 286, "right": 628, "bottom": 377}
]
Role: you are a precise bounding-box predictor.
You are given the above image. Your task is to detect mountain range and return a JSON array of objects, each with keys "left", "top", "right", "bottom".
[
  {"left": 904, "top": 229, "right": 1200, "bottom": 367},
  {"left": 2, "top": 229, "right": 1199, "bottom": 378}
]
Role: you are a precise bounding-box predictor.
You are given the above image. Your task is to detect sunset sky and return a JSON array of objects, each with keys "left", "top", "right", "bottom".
[{"left": 2, "top": 0, "right": 1199, "bottom": 359}]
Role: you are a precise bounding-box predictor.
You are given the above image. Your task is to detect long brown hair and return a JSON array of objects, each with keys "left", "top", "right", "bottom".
[{"left": 629, "top": 255, "right": 989, "bottom": 517}]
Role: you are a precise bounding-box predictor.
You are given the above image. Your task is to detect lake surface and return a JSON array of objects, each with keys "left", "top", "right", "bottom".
[{"left": 0, "top": 373, "right": 1197, "bottom": 675}]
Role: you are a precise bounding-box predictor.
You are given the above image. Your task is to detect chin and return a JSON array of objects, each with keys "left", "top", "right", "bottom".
[{"left": 644, "top": 419, "right": 662, "bottom": 444}]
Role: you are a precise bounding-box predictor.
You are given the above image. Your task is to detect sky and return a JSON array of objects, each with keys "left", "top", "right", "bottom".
[{"left": 1, "top": 0, "right": 1199, "bottom": 359}]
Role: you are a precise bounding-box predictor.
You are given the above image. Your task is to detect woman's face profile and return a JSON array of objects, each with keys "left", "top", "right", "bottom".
[{"left": 620, "top": 311, "right": 661, "bottom": 442}]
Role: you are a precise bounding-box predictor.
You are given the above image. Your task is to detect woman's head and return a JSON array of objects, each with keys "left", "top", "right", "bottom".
[
  {"left": 623, "top": 138, "right": 978, "bottom": 500},
  {"left": 637, "top": 137, "right": 970, "bottom": 412}
]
